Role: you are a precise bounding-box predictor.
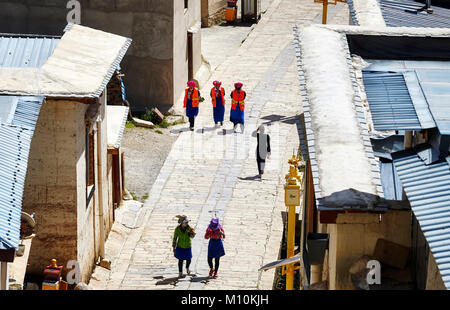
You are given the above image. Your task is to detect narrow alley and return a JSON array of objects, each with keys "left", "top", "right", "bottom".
[{"left": 89, "top": 0, "right": 350, "bottom": 290}]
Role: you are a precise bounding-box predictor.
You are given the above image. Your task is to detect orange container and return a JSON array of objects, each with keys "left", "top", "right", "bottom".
[
  {"left": 42, "top": 281, "right": 60, "bottom": 290},
  {"left": 225, "top": 8, "right": 237, "bottom": 22}
]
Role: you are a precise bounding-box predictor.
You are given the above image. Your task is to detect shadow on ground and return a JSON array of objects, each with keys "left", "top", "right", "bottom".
[
  {"left": 218, "top": 20, "right": 255, "bottom": 28},
  {"left": 154, "top": 274, "right": 211, "bottom": 286},
  {"left": 238, "top": 175, "right": 261, "bottom": 181},
  {"left": 260, "top": 114, "right": 298, "bottom": 125},
  {"left": 155, "top": 276, "right": 180, "bottom": 286},
  {"left": 170, "top": 127, "right": 190, "bottom": 135}
]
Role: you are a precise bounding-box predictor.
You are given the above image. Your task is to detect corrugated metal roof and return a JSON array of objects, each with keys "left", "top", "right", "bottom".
[
  {"left": 0, "top": 35, "right": 51, "bottom": 250},
  {"left": 363, "top": 71, "right": 423, "bottom": 131},
  {"left": 0, "top": 96, "right": 44, "bottom": 250},
  {"left": 0, "top": 124, "right": 34, "bottom": 250},
  {"left": 378, "top": 0, "right": 450, "bottom": 28},
  {"left": 393, "top": 150, "right": 450, "bottom": 289},
  {"left": 0, "top": 35, "right": 60, "bottom": 68},
  {"left": 380, "top": 160, "right": 403, "bottom": 200},
  {"left": 365, "top": 60, "right": 450, "bottom": 135},
  {"left": 0, "top": 24, "right": 132, "bottom": 99}
]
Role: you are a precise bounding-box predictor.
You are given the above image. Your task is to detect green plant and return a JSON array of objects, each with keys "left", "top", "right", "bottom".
[
  {"left": 155, "top": 129, "right": 163, "bottom": 134},
  {"left": 125, "top": 120, "right": 136, "bottom": 128},
  {"left": 141, "top": 194, "right": 149, "bottom": 202},
  {"left": 130, "top": 192, "right": 138, "bottom": 201},
  {"left": 169, "top": 119, "right": 185, "bottom": 126},
  {"left": 158, "top": 119, "right": 170, "bottom": 128},
  {"left": 142, "top": 108, "right": 163, "bottom": 125}
]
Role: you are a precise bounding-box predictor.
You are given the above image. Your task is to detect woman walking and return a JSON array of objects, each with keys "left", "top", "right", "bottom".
[
  {"left": 184, "top": 81, "right": 201, "bottom": 131},
  {"left": 204, "top": 218, "right": 225, "bottom": 278},
  {"left": 256, "top": 124, "right": 271, "bottom": 181},
  {"left": 230, "top": 82, "right": 246, "bottom": 133},
  {"left": 211, "top": 80, "right": 225, "bottom": 126},
  {"left": 173, "top": 215, "right": 196, "bottom": 277}
]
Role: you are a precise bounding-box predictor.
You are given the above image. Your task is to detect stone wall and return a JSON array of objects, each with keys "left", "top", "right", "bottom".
[
  {"left": 76, "top": 91, "right": 110, "bottom": 282},
  {"left": 201, "top": 0, "right": 227, "bottom": 27},
  {"left": 173, "top": 0, "right": 203, "bottom": 106},
  {"left": 22, "top": 99, "right": 87, "bottom": 277},
  {"left": 22, "top": 95, "right": 111, "bottom": 282},
  {"left": 0, "top": 0, "right": 175, "bottom": 114}
]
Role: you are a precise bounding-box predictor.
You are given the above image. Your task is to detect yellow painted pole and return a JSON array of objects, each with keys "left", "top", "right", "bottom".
[
  {"left": 286, "top": 204, "right": 296, "bottom": 290},
  {"left": 322, "top": 0, "right": 328, "bottom": 24},
  {"left": 284, "top": 155, "right": 301, "bottom": 290}
]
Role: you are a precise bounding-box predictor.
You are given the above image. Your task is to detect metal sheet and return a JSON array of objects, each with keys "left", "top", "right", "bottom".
[
  {"left": 393, "top": 152, "right": 450, "bottom": 289},
  {"left": 0, "top": 122, "right": 37, "bottom": 250},
  {"left": 0, "top": 36, "right": 60, "bottom": 68},
  {"left": 364, "top": 60, "right": 450, "bottom": 135},
  {"left": 403, "top": 71, "right": 436, "bottom": 129},
  {"left": 380, "top": 161, "right": 403, "bottom": 200},
  {"left": 0, "top": 34, "right": 56, "bottom": 250},
  {"left": 363, "top": 71, "right": 423, "bottom": 131},
  {"left": 378, "top": 0, "right": 450, "bottom": 28}
]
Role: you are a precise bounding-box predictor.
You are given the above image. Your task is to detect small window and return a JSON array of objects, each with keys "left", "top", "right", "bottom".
[{"left": 184, "top": 0, "right": 188, "bottom": 10}]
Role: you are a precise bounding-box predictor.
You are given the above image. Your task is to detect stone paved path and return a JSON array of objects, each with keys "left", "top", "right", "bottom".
[{"left": 89, "top": 0, "right": 349, "bottom": 290}]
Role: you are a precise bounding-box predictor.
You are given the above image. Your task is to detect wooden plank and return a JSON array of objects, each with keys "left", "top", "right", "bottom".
[
  {"left": 112, "top": 153, "right": 121, "bottom": 206},
  {"left": 373, "top": 238, "right": 410, "bottom": 269},
  {"left": 319, "top": 211, "right": 339, "bottom": 224},
  {"left": 47, "top": 97, "right": 98, "bottom": 105},
  {"left": 0, "top": 249, "right": 15, "bottom": 262},
  {"left": 88, "top": 133, "right": 95, "bottom": 186},
  {"left": 306, "top": 161, "right": 315, "bottom": 234}
]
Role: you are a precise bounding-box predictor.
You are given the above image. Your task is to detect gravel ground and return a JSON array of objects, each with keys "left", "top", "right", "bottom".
[{"left": 121, "top": 126, "right": 178, "bottom": 201}]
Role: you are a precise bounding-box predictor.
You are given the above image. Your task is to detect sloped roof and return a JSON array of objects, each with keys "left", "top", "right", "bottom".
[
  {"left": 363, "top": 71, "right": 427, "bottom": 131},
  {"left": 106, "top": 105, "right": 129, "bottom": 149},
  {"left": 0, "top": 96, "right": 44, "bottom": 250},
  {"left": 363, "top": 59, "right": 450, "bottom": 135},
  {"left": 293, "top": 25, "right": 382, "bottom": 209},
  {"left": 0, "top": 24, "right": 132, "bottom": 98},
  {"left": 293, "top": 24, "right": 450, "bottom": 210},
  {"left": 0, "top": 34, "right": 54, "bottom": 250},
  {"left": 0, "top": 35, "right": 60, "bottom": 68},
  {"left": 393, "top": 149, "right": 450, "bottom": 289}
]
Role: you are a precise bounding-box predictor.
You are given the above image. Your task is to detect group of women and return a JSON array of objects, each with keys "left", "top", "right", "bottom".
[
  {"left": 184, "top": 79, "right": 272, "bottom": 180},
  {"left": 184, "top": 80, "right": 246, "bottom": 133},
  {"left": 172, "top": 216, "right": 225, "bottom": 278},
  {"left": 173, "top": 80, "right": 273, "bottom": 278}
]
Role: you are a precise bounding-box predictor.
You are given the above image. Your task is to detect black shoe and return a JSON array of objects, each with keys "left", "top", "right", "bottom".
[{"left": 190, "top": 127, "right": 194, "bottom": 131}]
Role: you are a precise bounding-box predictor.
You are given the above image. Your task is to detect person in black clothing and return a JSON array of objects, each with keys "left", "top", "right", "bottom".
[{"left": 256, "top": 124, "right": 271, "bottom": 181}]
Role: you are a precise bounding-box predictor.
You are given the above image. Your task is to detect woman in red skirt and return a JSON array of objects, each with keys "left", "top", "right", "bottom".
[{"left": 204, "top": 218, "right": 226, "bottom": 278}]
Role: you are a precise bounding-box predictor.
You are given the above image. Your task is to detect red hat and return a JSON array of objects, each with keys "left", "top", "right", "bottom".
[
  {"left": 187, "top": 81, "right": 196, "bottom": 87},
  {"left": 213, "top": 80, "right": 222, "bottom": 86},
  {"left": 234, "top": 82, "right": 243, "bottom": 88}
]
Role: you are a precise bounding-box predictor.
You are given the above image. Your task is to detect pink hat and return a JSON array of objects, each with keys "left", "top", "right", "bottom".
[
  {"left": 213, "top": 80, "right": 222, "bottom": 86},
  {"left": 187, "top": 81, "right": 196, "bottom": 87},
  {"left": 234, "top": 82, "right": 243, "bottom": 88},
  {"left": 209, "top": 218, "right": 221, "bottom": 230}
]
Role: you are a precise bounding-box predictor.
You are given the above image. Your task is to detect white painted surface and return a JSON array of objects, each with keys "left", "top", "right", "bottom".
[
  {"left": 299, "top": 26, "right": 377, "bottom": 196},
  {"left": 0, "top": 24, "right": 130, "bottom": 97},
  {"left": 351, "top": 0, "right": 386, "bottom": 26}
]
